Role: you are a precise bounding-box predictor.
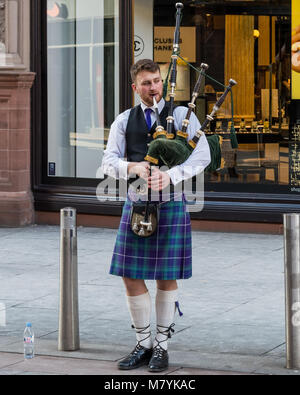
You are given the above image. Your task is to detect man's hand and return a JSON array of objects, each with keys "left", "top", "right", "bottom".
[
  {"left": 148, "top": 167, "right": 171, "bottom": 191},
  {"left": 128, "top": 161, "right": 150, "bottom": 180}
]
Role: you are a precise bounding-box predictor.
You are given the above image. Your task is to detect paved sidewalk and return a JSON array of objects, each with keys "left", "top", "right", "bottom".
[
  {"left": 0, "top": 351, "right": 247, "bottom": 375},
  {"left": 0, "top": 224, "right": 299, "bottom": 375}
]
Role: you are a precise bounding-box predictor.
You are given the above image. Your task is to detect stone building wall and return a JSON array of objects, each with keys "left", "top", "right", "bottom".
[
  {"left": 0, "top": 1, "right": 5, "bottom": 45},
  {"left": 0, "top": 1, "right": 36, "bottom": 226}
]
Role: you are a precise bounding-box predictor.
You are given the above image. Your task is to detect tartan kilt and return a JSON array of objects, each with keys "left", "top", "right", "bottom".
[{"left": 109, "top": 198, "right": 192, "bottom": 280}]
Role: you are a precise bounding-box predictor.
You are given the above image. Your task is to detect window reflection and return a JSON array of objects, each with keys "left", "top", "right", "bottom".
[{"left": 47, "top": 0, "right": 119, "bottom": 178}]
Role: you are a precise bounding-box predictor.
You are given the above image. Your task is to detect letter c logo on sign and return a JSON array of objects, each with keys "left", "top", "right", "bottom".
[{"left": 134, "top": 35, "right": 145, "bottom": 57}]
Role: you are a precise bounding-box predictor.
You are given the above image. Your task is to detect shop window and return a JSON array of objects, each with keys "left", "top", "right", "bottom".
[{"left": 46, "top": 0, "right": 119, "bottom": 178}]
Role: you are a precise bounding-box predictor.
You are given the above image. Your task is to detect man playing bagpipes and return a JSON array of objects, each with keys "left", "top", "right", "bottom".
[{"left": 102, "top": 57, "right": 211, "bottom": 372}]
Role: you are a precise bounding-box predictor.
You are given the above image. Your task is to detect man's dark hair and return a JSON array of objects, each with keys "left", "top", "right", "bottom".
[{"left": 130, "top": 59, "right": 160, "bottom": 83}]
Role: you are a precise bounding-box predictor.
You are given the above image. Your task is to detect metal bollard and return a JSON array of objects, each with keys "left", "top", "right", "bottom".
[
  {"left": 58, "top": 207, "right": 80, "bottom": 351},
  {"left": 284, "top": 213, "right": 300, "bottom": 369}
]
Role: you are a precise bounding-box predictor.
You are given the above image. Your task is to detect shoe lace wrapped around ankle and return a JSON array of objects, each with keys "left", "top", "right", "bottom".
[
  {"left": 153, "top": 323, "right": 175, "bottom": 355},
  {"left": 131, "top": 324, "right": 151, "bottom": 349}
]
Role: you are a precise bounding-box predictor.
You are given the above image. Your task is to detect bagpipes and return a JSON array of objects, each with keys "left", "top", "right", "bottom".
[
  {"left": 130, "top": 2, "right": 237, "bottom": 238},
  {"left": 144, "top": 3, "right": 238, "bottom": 171}
]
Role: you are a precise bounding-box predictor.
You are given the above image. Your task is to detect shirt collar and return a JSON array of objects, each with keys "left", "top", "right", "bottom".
[{"left": 140, "top": 98, "right": 165, "bottom": 114}]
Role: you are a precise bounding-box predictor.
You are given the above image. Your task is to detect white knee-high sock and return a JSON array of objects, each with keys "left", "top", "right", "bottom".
[
  {"left": 126, "top": 291, "right": 152, "bottom": 349},
  {"left": 154, "top": 288, "right": 178, "bottom": 351}
]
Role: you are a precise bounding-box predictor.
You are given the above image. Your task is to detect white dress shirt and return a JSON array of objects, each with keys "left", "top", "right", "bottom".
[{"left": 101, "top": 98, "right": 211, "bottom": 186}]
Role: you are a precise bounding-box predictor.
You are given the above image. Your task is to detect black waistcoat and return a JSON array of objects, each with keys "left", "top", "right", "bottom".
[{"left": 125, "top": 103, "right": 173, "bottom": 162}]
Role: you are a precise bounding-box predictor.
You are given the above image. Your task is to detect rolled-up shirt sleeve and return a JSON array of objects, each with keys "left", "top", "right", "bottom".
[
  {"left": 166, "top": 109, "right": 211, "bottom": 186},
  {"left": 101, "top": 110, "right": 130, "bottom": 180}
]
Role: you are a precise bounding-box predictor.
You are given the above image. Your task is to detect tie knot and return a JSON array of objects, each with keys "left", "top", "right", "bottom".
[{"left": 145, "top": 108, "right": 153, "bottom": 115}]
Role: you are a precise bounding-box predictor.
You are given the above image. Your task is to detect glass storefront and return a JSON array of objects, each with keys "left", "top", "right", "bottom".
[
  {"left": 46, "top": 0, "right": 119, "bottom": 178},
  {"left": 31, "top": 0, "right": 300, "bottom": 223},
  {"left": 45, "top": 0, "right": 292, "bottom": 188}
]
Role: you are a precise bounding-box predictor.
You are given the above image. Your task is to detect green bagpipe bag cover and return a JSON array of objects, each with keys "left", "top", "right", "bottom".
[
  {"left": 145, "top": 133, "right": 224, "bottom": 173},
  {"left": 145, "top": 135, "right": 192, "bottom": 168}
]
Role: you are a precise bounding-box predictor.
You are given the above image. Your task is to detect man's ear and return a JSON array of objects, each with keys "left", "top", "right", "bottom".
[{"left": 131, "top": 83, "right": 138, "bottom": 93}]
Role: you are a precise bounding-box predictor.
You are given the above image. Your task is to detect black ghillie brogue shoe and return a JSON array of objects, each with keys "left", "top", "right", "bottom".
[
  {"left": 118, "top": 344, "right": 153, "bottom": 370},
  {"left": 148, "top": 323, "right": 175, "bottom": 372},
  {"left": 148, "top": 345, "right": 169, "bottom": 372},
  {"left": 118, "top": 323, "right": 152, "bottom": 370}
]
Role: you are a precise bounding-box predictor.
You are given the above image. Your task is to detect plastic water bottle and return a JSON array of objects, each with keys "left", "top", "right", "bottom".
[{"left": 23, "top": 322, "right": 34, "bottom": 359}]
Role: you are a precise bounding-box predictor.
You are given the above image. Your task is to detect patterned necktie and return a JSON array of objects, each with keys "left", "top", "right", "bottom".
[{"left": 144, "top": 108, "right": 153, "bottom": 130}]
